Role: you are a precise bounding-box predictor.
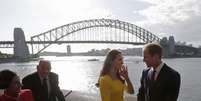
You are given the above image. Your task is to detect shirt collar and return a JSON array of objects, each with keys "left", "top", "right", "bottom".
[
  {"left": 152, "top": 61, "right": 164, "bottom": 74},
  {"left": 38, "top": 73, "right": 49, "bottom": 81}
]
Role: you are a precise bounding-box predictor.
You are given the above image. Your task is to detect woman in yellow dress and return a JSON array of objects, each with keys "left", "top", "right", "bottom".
[{"left": 96, "top": 49, "right": 134, "bottom": 101}]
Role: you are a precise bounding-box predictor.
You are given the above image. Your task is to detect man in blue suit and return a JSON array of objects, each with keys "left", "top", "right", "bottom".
[
  {"left": 22, "top": 60, "right": 65, "bottom": 101},
  {"left": 137, "top": 43, "right": 181, "bottom": 101}
]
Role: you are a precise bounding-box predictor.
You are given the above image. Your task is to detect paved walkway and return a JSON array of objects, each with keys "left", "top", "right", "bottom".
[
  {"left": 1, "top": 89, "right": 137, "bottom": 101},
  {"left": 62, "top": 90, "right": 137, "bottom": 101}
]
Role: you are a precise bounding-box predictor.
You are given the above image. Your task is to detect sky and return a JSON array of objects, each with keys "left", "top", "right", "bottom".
[{"left": 0, "top": 0, "right": 201, "bottom": 53}]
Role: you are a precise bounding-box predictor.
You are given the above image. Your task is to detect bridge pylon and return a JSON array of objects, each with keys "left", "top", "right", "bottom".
[{"left": 13, "top": 28, "right": 30, "bottom": 59}]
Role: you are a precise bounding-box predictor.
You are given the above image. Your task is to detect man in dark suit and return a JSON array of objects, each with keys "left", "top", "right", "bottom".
[
  {"left": 22, "top": 60, "right": 65, "bottom": 101},
  {"left": 137, "top": 43, "right": 181, "bottom": 101}
]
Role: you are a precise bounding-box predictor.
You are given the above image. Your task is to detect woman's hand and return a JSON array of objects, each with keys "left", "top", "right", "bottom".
[
  {"left": 119, "top": 65, "right": 129, "bottom": 80},
  {"left": 119, "top": 65, "right": 135, "bottom": 94}
]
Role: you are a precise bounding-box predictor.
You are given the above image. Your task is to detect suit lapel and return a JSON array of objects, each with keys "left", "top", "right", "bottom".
[
  {"left": 33, "top": 72, "right": 43, "bottom": 87},
  {"left": 154, "top": 64, "right": 167, "bottom": 85}
]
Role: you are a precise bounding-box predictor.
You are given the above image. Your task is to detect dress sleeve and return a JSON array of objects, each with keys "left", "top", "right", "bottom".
[
  {"left": 99, "top": 76, "right": 112, "bottom": 101},
  {"left": 19, "top": 89, "right": 34, "bottom": 101}
]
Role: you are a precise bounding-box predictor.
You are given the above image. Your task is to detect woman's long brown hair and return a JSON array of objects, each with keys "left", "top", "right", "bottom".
[{"left": 96, "top": 49, "right": 124, "bottom": 87}]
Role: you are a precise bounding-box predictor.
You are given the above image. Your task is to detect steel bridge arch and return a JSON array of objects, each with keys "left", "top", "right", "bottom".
[{"left": 31, "top": 19, "right": 161, "bottom": 54}]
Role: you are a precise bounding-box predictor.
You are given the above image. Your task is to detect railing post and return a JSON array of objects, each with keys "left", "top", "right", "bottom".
[{"left": 31, "top": 37, "right": 34, "bottom": 55}]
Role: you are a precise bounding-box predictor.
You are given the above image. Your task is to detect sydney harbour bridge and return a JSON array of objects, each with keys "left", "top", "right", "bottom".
[{"left": 0, "top": 18, "right": 166, "bottom": 58}]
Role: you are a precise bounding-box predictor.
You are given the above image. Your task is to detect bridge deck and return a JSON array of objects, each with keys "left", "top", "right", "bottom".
[{"left": 0, "top": 41, "right": 145, "bottom": 44}]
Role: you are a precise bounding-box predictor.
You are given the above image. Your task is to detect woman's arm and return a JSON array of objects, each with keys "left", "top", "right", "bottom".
[
  {"left": 119, "top": 66, "right": 135, "bottom": 94},
  {"left": 125, "top": 78, "right": 134, "bottom": 94}
]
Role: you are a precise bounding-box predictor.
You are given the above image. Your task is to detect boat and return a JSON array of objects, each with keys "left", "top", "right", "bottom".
[{"left": 88, "top": 58, "right": 99, "bottom": 61}]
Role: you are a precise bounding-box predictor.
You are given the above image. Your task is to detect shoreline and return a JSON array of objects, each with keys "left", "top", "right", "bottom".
[
  {"left": 1, "top": 55, "right": 201, "bottom": 64},
  {"left": 0, "top": 57, "right": 41, "bottom": 64}
]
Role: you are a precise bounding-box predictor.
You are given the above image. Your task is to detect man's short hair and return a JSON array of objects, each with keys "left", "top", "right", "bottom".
[
  {"left": 39, "top": 60, "right": 50, "bottom": 66},
  {"left": 38, "top": 60, "right": 51, "bottom": 69},
  {"left": 144, "top": 43, "right": 163, "bottom": 58}
]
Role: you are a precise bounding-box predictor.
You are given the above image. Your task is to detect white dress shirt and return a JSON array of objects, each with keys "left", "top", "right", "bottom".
[
  {"left": 151, "top": 62, "right": 164, "bottom": 80},
  {"left": 39, "top": 75, "right": 51, "bottom": 97}
]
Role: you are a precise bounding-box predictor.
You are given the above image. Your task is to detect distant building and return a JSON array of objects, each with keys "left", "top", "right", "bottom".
[
  {"left": 169, "top": 36, "right": 176, "bottom": 55},
  {"left": 160, "top": 36, "right": 176, "bottom": 57},
  {"left": 67, "top": 45, "right": 71, "bottom": 55}
]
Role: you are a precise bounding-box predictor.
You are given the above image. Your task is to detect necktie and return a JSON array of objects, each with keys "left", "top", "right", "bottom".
[
  {"left": 148, "top": 70, "right": 156, "bottom": 100},
  {"left": 42, "top": 78, "right": 48, "bottom": 100},
  {"left": 151, "top": 70, "right": 156, "bottom": 81}
]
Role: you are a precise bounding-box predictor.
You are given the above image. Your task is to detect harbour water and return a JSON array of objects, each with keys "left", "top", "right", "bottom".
[{"left": 0, "top": 56, "right": 201, "bottom": 101}]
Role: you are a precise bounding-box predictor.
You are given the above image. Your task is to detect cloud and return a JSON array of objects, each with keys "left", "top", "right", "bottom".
[
  {"left": 1, "top": 0, "right": 201, "bottom": 48},
  {"left": 135, "top": 0, "right": 201, "bottom": 46},
  {"left": 137, "top": 0, "right": 201, "bottom": 24},
  {"left": 84, "top": 8, "right": 117, "bottom": 19}
]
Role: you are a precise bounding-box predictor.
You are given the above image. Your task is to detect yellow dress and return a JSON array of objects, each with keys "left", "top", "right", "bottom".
[{"left": 99, "top": 75, "right": 127, "bottom": 101}]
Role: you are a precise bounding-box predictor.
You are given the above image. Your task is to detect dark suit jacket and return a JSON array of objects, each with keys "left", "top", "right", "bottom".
[
  {"left": 22, "top": 72, "right": 65, "bottom": 101},
  {"left": 137, "top": 63, "right": 181, "bottom": 101}
]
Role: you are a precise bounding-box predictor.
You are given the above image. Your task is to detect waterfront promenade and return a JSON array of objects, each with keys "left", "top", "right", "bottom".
[
  {"left": 63, "top": 90, "right": 137, "bottom": 101},
  {"left": 1, "top": 56, "right": 201, "bottom": 101},
  {"left": 0, "top": 89, "right": 137, "bottom": 101}
]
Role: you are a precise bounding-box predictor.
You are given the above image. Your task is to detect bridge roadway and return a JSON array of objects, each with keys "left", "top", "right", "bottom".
[{"left": 0, "top": 41, "right": 146, "bottom": 45}]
